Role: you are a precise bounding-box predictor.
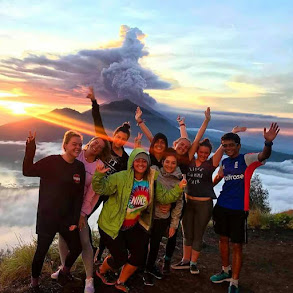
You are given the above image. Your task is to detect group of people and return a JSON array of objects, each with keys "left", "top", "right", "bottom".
[{"left": 23, "top": 87, "right": 280, "bottom": 293}]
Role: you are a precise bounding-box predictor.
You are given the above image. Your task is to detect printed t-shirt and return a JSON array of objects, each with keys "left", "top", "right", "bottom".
[
  {"left": 217, "top": 153, "right": 264, "bottom": 211},
  {"left": 186, "top": 158, "right": 217, "bottom": 199},
  {"left": 121, "top": 179, "right": 150, "bottom": 230}
]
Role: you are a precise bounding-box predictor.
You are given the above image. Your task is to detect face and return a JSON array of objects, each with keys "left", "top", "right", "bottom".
[
  {"left": 64, "top": 136, "right": 82, "bottom": 158},
  {"left": 175, "top": 138, "right": 191, "bottom": 156},
  {"left": 163, "top": 155, "right": 177, "bottom": 174},
  {"left": 133, "top": 158, "right": 148, "bottom": 175},
  {"left": 88, "top": 138, "right": 105, "bottom": 155},
  {"left": 113, "top": 131, "right": 128, "bottom": 148},
  {"left": 221, "top": 139, "right": 241, "bottom": 158},
  {"left": 197, "top": 146, "right": 211, "bottom": 163},
  {"left": 153, "top": 138, "right": 167, "bottom": 155}
]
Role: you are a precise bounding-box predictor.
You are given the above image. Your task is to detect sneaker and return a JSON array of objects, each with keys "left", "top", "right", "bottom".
[
  {"left": 171, "top": 260, "right": 190, "bottom": 270},
  {"left": 190, "top": 263, "right": 200, "bottom": 275},
  {"left": 95, "top": 266, "right": 116, "bottom": 285},
  {"left": 162, "top": 259, "right": 171, "bottom": 275},
  {"left": 210, "top": 270, "right": 232, "bottom": 283},
  {"left": 84, "top": 277, "right": 95, "bottom": 293},
  {"left": 228, "top": 284, "right": 240, "bottom": 293},
  {"left": 115, "top": 281, "right": 129, "bottom": 293},
  {"left": 51, "top": 268, "right": 61, "bottom": 280},
  {"left": 148, "top": 265, "right": 163, "bottom": 279},
  {"left": 143, "top": 272, "right": 154, "bottom": 286}
]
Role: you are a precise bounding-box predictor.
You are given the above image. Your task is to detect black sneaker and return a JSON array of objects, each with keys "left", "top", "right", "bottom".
[
  {"left": 149, "top": 265, "right": 163, "bottom": 279},
  {"left": 171, "top": 260, "right": 190, "bottom": 270},
  {"left": 162, "top": 259, "right": 171, "bottom": 275},
  {"left": 143, "top": 272, "right": 154, "bottom": 286},
  {"left": 96, "top": 266, "right": 116, "bottom": 285},
  {"left": 57, "top": 270, "right": 81, "bottom": 286},
  {"left": 190, "top": 263, "right": 200, "bottom": 274}
]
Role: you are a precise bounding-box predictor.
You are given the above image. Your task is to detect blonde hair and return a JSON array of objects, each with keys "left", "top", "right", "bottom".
[{"left": 62, "top": 130, "right": 83, "bottom": 151}]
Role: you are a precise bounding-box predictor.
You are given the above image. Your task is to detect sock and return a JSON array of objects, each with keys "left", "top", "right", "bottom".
[
  {"left": 190, "top": 261, "right": 197, "bottom": 266},
  {"left": 31, "top": 276, "right": 39, "bottom": 287},
  {"left": 222, "top": 265, "right": 231, "bottom": 274},
  {"left": 230, "top": 279, "right": 239, "bottom": 287}
]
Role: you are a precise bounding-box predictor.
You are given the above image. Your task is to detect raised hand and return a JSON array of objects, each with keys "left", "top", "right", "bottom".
[
  {"left": 27, "top": 131, "right": 36, "bottom": 144},
  {"left": 86, "top": 86, "right": 95, "bottom": 101},
  {"left": 135, "top": 106, "right": 143, "bottom": 122},
  {"left": 264, "top": 122, "right": 280, "bottom": 142},
  {"left": 205, "top": 107, "right": 211, "bottom": 121},
  {"left": 177, "top": 115, "right": 185, "bottom": 126},
  {"left": 232, "top": 126, "right": 247, "bottom": 134},
  {"left": 96, "top": 160, "right": 110, "bottom": 173},
  {"left": 134, "top": 132, "right": 143, "bottom": 148}
]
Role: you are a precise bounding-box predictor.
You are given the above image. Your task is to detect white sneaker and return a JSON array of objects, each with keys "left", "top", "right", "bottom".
[
  {"left": 84, "top": 277, "right": 95, "bottom": 293},
  {"left": 51, "top": 268, "right": 61, "bottom": 280}
]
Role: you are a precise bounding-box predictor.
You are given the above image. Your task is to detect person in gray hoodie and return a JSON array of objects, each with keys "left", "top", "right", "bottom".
[{"left": 143, "top": 148, "right": 183, "bottom": 286}]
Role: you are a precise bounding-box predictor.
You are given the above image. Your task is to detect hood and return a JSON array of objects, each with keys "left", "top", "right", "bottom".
[
  {"left": 159, "top": 166, "right": 182, "bottom": 180},
  {"left": 127, "top": 148, "right": 150, "bottom": 170}
]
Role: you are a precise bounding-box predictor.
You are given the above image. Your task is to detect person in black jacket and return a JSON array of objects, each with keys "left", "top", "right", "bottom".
[{"left": 23, "top": 130, "right": 85, "bottom": 292}]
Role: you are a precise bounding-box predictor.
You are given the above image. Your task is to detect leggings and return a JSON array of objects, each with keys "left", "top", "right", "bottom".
[
  {"left": 146, "top": 218, "right": 170, "bottom": 271},
  {"left": 59, "top": 219, "right": 93, "bottom": 278},
  {"left": 32, "top": 229, "right": 81, "bottom": 278},
  {"left": 182, "top": 199, "right": 213, "bottom": 251}
]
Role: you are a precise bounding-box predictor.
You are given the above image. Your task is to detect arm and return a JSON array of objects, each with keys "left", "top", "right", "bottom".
[
  {"left": 135, "top": 106, "right": 154, "bottom": 143},
  {"left": 213, "top": 166, "right": 224, "bottom": 186},
  {"left": 87, "top": 87, "right": 108, "bottom": 139},
  {"left": 212, "top": 126, "right": 247, "bottom": 167},
  {"left": 155, "top": 179, "right": 186, "bottom": 204},
  {"left": 22, "top": 131, "right": 43, "bottom": 177},
  {"left": 188, "top": 107, "right": 211, "bottom": 161},
  {"left": 92, "top": 161, "right": 118, "bottom": 195},
  {"left": 258, "top": 123, "right": 280, "bottom": 162},
  {"left": 177, "top": 115, "right": 188, "bottom": 138}
]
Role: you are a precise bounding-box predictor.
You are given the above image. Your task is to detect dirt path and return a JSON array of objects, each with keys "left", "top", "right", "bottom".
[{"left": 2, "top": 228, "right": 293, "bottom": 293}]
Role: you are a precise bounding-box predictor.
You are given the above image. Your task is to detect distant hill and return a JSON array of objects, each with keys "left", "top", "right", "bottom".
[{"left": 0, "top": 99, "right": 291, "bottom": 161}]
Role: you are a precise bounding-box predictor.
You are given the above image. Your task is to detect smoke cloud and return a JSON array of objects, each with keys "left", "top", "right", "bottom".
[{"left": 0, "top": 25, "right": 171, "bottom": 106}]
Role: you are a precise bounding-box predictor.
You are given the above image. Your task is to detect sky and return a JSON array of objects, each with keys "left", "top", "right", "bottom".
[{"left": 0, "top": 0, "right": 293, "bottom": 126}]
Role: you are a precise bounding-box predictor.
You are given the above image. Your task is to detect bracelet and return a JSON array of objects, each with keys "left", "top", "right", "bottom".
[
  {"left": 137, "top": 119, "right": 144, "bottom": 126},
  {"left": 264, "top": 141, "right": 273, "bottom": 147},
  {"left": 179, "top": 123, "right": 186, "bottom": 127}
]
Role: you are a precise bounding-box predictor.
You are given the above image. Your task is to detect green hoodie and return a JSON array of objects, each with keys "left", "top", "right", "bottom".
[{"left": 92, "top": 148, "right": 182, "bottom": 239}]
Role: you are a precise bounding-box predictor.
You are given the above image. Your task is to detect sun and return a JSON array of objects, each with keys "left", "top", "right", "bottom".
[{"left": 11, "top": 103, "right": 27, "bottom": 115}]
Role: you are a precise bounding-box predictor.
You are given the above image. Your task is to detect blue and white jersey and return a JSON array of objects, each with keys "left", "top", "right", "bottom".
[{"left": 217, "top": 153, "right": 264, "bottom": 211}]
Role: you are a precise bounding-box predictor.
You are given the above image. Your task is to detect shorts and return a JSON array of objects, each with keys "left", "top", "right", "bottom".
[{"left": 213, "top": 204, "right": 248, "bottom": 244}]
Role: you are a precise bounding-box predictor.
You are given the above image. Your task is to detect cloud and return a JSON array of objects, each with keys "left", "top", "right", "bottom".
[{"left": 0, "top": 25, "right": 171, "bottom": 107}]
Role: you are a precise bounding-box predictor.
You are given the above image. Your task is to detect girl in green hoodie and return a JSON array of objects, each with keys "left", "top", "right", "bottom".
[{"left": 92, "top": 148, "right": 186, "bottom": 292}]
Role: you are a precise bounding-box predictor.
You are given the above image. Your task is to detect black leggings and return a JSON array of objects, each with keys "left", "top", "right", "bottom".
[
  {"left": 32, "top": 229, "right": 81, "bottom": 278},
  {"left": 146, "top": 218, "right": 169, "bottom": 270}
]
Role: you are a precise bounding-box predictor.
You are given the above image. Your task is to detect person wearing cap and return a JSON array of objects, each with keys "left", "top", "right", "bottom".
[
  {"left": 92, "top": 148, "right": 187, "bottom": 293},
  {"left": 210, "top": 123, "right": 279, "bottom": 293}
]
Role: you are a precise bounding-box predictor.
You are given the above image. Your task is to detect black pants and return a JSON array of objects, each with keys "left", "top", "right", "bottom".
[
  {"left": 32, "top": 229, "right": 81, "bottom": 278},
  {"left": 99, "top": 224, "right": 149, "bottom": 270},
  {"left": 146, "top": 218, "right": 170, "bottom": 271}
]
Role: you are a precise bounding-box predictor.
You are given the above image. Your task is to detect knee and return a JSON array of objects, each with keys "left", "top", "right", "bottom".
[{"left": 232, "top": 243, "right": 242, "bottom": 253}]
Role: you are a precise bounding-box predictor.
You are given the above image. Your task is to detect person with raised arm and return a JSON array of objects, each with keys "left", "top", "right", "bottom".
[
  {"left": 210, "top": 123, "right": 280, "bottom": 293},
  {"left": 51, "top": 135, "right": 111, "bottom": 293},
  {"left": 23, "top": 130, "right": 85, "bottom": 292},
  {"left": 86, "top": 87, "right": 131, "bottom": 262},
  {"left": 92, "top": 148, "right": 187, "bottom": 293},
  {"left": 171, "top": 125, "right": 246, "bottom": 276}
]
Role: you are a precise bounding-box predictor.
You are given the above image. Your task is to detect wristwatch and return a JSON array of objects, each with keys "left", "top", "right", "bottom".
[{"left": 264, "top": 141, "right": 273, "bottom": 147}]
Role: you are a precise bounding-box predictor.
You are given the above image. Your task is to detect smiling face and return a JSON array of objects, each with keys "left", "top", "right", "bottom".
[
  {"left": 163, "top": 155, "right": 177, "bottom": 174},
  {"left": 153, "top": 138, "right": 167, "bottom": 155},
  {"left": 112, "top": 131, "right": 128, "bottom": 148},
  {"left": 221, "top": 139, "right": 241, "bottom": 158},
  {"left": 197, "top": 146, "right": 211, "bottom": 163},
  {"left": 64, "top": 136, "right": 82, "bottom": 159},
  {"left": 175, "top": 138, "right": 191, "bottom": 156},
  {"left": 133, "top": 158, "right": 148, "bottom": 176},
  {"left": 88, "top": 138, "right": 105, "bottom": 156}
]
